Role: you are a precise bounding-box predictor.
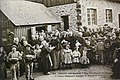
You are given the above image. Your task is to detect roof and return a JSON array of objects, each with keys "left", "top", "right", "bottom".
[{"left": 0, "top": 1, "right": 62, "bottom": 26}]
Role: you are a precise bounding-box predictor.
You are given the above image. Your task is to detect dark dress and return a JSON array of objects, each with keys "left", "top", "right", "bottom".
[
  {"left": 112, "top": 38, "right": 120, "bottom": 79},
  {"left": 66, "top": 35, "right": 76, "bottom": 50},
  {"left": 0, "top": 50, "right": 7, "bottom": 80},
  {"left": 104, "top": 38, "right": 112, "bottom": 64},
  {"left": 50, "top": 38, "right": 61, "bottom": 70},
  {"left": 113, "top": 49, "right": 120, "bottom": 79},
  {"left": 41, "top": 47, "right": 51, "bottom": 74}
]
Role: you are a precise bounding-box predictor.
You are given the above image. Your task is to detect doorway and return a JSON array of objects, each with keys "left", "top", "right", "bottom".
[{"left": 61, "top": 15, "right": 69, "bottom": 31}]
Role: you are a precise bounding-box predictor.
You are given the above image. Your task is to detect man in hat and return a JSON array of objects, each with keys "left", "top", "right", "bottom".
[
  {"left": 82, "top": 26, "right": 90, "bottom": 37},
  {"left": 22, "top": 44, "right": 35, "bottom": 80},
  {"left": 7, "top": 45, "right": 21, "bottom": 80}
]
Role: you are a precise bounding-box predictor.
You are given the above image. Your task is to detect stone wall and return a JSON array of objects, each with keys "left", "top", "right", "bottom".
[
  {"left": 49, "top": 0, "right": 120, "bottom": 30},
  {"left": 49, "top": 3, "right": 77, "bottom": 30},
  {"left": 80, "top": 0, "right": 120, "bottom": 29}
]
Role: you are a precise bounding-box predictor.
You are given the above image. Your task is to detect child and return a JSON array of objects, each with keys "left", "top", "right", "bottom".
[
  {"left": 72, "top": 47, "right": 81, "bottom": 68},
  {"left": 80, "top": 47, "right": 90, "bottom": 68},
  {"left": 34, "top": 44, "right": 42, "bottom": 72},
  {"left": 63, "top": 44, "right": 72, "bottom": 69},
  {"left": 75, "top": 40, "right": 81, "bottom": 48},
  {"left": 96, "top": 38, "right": 104, "bottom": 64},
  {"left": 8, "top": 45, "right": 21, "bottom": 80}
]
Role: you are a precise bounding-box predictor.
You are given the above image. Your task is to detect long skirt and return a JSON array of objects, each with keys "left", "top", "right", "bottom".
[
  {"left": 50, "top": 50, "right": 60, "bottom": 70},
  {"left": 0, "top": 62, "right": 7, "bottom": 80},
  {"left": 36, "top": 57, "right": 42, "bottom": 72},
  {"left": 112, "top": 60, "right": 120, "bottom": 79},
  {"left": 41, "top": 57, "right": 51, "bottom": 74}
]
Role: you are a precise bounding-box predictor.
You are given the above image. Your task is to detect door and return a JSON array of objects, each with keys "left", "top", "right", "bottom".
[
  {"left": 36, "top": 26, "right": 47, "bottom": 32},
  {"left": 27, "top": 28, "right": 31, "bottom": 40},
  {"left": 61, "top": 15, "right": 69, "bottom": 31}
]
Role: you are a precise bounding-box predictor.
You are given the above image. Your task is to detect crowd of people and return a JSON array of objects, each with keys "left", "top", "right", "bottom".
[{"left": 1, "top": 25, "right": 120, "bottom": 80}]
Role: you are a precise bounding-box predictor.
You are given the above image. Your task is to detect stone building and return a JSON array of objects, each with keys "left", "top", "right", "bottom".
[
  {"left": 48, "top": 0, "right": 120, "bottom": 30},
  {"left": 29, "top": 0, "right": 120, "bottom": 30}
]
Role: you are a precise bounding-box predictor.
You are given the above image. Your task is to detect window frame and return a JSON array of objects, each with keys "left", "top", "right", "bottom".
[
  {"left": 105, "top": 9, "right": 113, "bottom": 23},
  {"left": 87, "top": 8, "right": 97, "bottom": 25}
]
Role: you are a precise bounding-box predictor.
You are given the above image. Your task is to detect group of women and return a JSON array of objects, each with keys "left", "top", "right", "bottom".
[{"left": 1, "top": 25, "right": 120, "bottom": 80}]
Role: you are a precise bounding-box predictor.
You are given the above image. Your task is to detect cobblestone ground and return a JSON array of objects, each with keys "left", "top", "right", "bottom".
[{"left": 18, "top": 65, "right": 113, "bottom": 80}]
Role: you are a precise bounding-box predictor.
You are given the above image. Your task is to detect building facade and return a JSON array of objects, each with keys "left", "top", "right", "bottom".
[
  {"left": 47, "top": 0, "right": 120, "bottom": 30},
  {"left": 80, "top": 0, "right": 120, "bottom": 29}
]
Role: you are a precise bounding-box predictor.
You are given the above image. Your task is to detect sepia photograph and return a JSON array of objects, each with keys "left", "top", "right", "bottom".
[{"left": 0, "top": 0, "right": 120, "bottom": 80}]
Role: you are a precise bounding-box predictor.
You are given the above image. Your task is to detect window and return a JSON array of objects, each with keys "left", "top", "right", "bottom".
[
  {"left": 106, "top": 9, "right": 113, "bottom": 23},
  {"left": 87, "top": 8, "right": 97, "bottom": 25}
]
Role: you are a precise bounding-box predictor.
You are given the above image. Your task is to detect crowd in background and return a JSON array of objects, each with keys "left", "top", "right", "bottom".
[{"left": 1, "top": 24, "right": 120, "bottom": 80}]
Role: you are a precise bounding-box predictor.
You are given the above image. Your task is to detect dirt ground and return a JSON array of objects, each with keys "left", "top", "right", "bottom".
[{"left": 18, "top": 65, "right": 113, "bottom": 80}]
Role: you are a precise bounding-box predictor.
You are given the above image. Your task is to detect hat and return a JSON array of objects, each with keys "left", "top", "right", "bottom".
[
  {"left": 26, "top": 44, "right": 32, "bottom": 47},
  {"left": 52, "top": 35, "right": 56, "bottom": 37},
  {"left": 66, "top": 44, "right": 70, "bottom": 48},
  {"left": 12, "top": 45, "right": 17, "bottom": 48},
  {"left": 115, "top": 31, "right": 120, "bottom": 36},
  {"left": 104, "top": 24, "right": 108, "bottom": 26},
  {"left": 84, "top": 37, "right": 89, "bottom": 40},
  {"left": 97, "top": 38, "right": 103, "bottom": 41}
]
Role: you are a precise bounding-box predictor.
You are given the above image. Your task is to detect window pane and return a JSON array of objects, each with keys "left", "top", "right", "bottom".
[
  {"left": 106, "top": 9, "right": 112, "bottom": 23},
  {"left": 87, "top": 8, "right": 97, "bottom": 25}
]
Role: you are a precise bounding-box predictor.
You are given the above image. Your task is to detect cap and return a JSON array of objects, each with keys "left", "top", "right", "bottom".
[
  {"left": 26, "top": 44, "right": 32, "bottom": 47},
  {"left": 12, "top": 45, "right": 17, "bottom": 48}
]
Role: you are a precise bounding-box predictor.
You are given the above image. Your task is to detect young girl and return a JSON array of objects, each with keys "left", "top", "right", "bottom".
[
  {"left": 80, "top": 47, "right": 90, "bottom": 68},
  {"left": 72, "top": 47, "right": 81, "bottom": 68},
  {"left": 75, "top": 40, "right": 81, "bottom": 48},
  {"left": 63, "top": 44, "right": 72, "bottom": 69}
]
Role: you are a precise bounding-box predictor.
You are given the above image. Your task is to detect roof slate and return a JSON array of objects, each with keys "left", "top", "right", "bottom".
[{"left": 0, "top": 1, "right": 62, "bottom": 26}]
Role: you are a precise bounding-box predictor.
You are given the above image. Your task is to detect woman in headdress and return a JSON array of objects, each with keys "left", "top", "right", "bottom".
[
  {"left": 50, "top": 35, "right": 61, "bottom": 70},
  {"left": 40, "top": 42, "right": 52, "bottom": 75}
]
